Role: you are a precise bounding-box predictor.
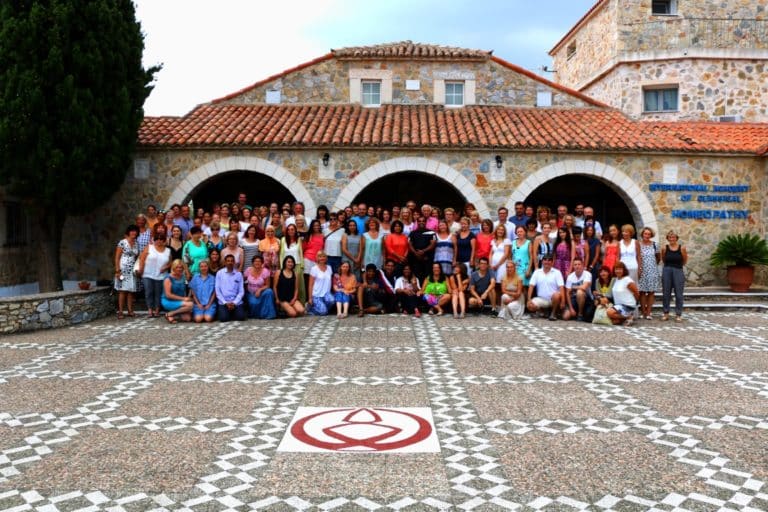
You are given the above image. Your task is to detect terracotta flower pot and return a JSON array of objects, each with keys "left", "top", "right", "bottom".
[
  {"left": 726, "top": 265, "right": 754, "bottom": 293},
  {"left": 78, "top": 281, "right": 91, "bottom": 291}
]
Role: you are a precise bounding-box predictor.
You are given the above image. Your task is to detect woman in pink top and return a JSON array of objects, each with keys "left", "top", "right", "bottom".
[{"left": 244, "top": 255, "right": 276, "bottom": 319}]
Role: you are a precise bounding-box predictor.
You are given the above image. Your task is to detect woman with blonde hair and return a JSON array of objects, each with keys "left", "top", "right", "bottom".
[
  {"left": 619, "top": 224, "right": 641, "bottom": 283},
  {"left": 637, "top": 226, "right": 660, "bottom": 319},
  {"left": 498, "top": 260, "right": 524, "bottom": 320},
  {"left": 221, "top": 232, "right": 244, "bottom": 272},
  {"left": 161, "top": 259, "right": 193, "bottom": 323}
]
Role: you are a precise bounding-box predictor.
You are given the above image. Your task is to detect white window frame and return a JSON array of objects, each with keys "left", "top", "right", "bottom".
[
  {"left": 444, "top": 81, "right": 465, "bottom": 107},
  {"left": 642, "top": 85, "right": 679, "bottom": 113},
  {"left": 651, "top": 0, "right": 677, "bottom": 15},
  {"left": 361, "top": 80, "right": 381, "bottom": 106},
  {"left": 349, "top": 69, "right": 392, "bottom": 106}
]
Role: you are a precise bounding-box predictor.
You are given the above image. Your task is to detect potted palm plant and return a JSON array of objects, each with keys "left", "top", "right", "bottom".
[{"left": 710, "top": 234, "right": 768, "bottom": 292}]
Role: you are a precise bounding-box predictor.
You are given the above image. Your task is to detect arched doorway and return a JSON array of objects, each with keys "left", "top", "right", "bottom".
[
  {"left": 163, "top": 156, "right": 317, "bottom": 218},
  {"left": 525, "top": 175, "right": 634, "bottom": 229},
  {"left": 190, "top": 171, "right": 295, "bottom": 213},
  {"left": 332, "top": 157, "right": 491, "bottom": 218},
  {"left": 506, "top": 160, "right": 659, "bottom": 237},
  {"left": 352, "top": 171, "right": 467, "bottom": 213}
]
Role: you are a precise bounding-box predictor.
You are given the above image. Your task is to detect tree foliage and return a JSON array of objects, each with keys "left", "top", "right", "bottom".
[{"left": 0, "top": 0, "right": 158, "bottom": 290}]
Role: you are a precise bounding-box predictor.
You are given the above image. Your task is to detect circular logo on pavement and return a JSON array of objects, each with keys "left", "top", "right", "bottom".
[{"left": 286, "top": 407, "right": 436, "bottom": 453}]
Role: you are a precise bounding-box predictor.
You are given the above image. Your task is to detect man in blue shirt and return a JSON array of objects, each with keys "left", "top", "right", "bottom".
[
  {"left": 510, "top": 201, "right": 530, "bottom": 230},
  {"left": 174, "top": 205, "right": 194, "bottom": 240},
  {"left": 351, "top": 202, "right": 369, "bottom": 234},
  {"left": 215, "top": 255, "right": 245, "bottom": 321}
]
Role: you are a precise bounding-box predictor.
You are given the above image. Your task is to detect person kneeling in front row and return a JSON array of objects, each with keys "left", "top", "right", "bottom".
[
  {"left": 215, "top": 254, "right": 246, "bottom": 322},
  {"left": 563, "top": 257, "right": 592, "bottom": 321},
  {"left": 527, "top": 255, "right": 565, "bottom": 321}
]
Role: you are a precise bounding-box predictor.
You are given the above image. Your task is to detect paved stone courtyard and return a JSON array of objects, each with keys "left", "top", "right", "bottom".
[{"left": 1, "top": 312, "right": 767, "bottom": 511}]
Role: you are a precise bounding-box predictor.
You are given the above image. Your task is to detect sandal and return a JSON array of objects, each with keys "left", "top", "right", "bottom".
[
  {"left": 675, "top": 316, "right": 683, "bottom": 323},
  {"left": 165, "top": 313, "right": 177, "bottom": 324},
  {"left": 661, "top": 313, "right": 670, "bottom": 321},
  {"left": 127, "top": 311, "right": 136, "bottom": 318},
  {"left": 116, "top": 311, "right": 125, "bottom": 320}
]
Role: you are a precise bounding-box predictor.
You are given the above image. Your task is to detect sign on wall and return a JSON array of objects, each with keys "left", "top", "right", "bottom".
[{"left": 648, "top": 183, "right": 751, "bottom": 220}]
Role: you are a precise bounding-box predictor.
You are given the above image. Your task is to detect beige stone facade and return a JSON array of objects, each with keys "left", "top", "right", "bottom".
[
  {"left": 584, "top": 58, "right": 768, "bottom": 121},
  {"left": 217, "top": 56, "right": 593, "bottom": 109},
  {"left": 551, "top": 0, "right": 768, "bottom": 121}
]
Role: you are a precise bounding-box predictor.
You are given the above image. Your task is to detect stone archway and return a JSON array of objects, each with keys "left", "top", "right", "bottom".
[
  {"left": 332, "top": 157, "right": 491, "bottom": 219},
  {"left": 165, "top": 156, "right": 317, "bottom": 218},
  {"left": 506, "top": 160, "right": 658, "bottom": 235}
]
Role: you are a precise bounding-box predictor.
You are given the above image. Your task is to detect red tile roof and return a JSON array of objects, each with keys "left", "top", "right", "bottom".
[
  {"left": 332, "top": 41, "right": 491, "bottom": 61},
  {"left": 137, "top": 104, "right": 768, "bottom": 155}
]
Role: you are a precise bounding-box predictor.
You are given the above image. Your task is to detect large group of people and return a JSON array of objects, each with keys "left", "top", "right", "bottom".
[{"left": 113, "top": 194, "right": 688, "bottom": 325}]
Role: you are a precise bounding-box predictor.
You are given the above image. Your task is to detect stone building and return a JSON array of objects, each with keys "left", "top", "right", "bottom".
[
  {"left": 549, "top": 0, "right": 768, "bottom": 121},
  {"left": 2, "top": 41, "right": 767, "bottom": 290}
]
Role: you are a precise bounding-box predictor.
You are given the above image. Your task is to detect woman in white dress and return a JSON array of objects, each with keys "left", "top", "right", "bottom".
[
  {"left": 498, "top": 260, "right": 525, "bottom": 320},
  {"left": 489, "top": 224, "right": 512, "bottom": 283},
  {"left": 619, "top": 224, "right": 641, "bottom": 283}
]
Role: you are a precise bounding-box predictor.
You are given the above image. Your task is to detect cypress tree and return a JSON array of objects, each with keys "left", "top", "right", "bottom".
[{"left": 0, "top": 0, "right": 159, "bottom": 291}]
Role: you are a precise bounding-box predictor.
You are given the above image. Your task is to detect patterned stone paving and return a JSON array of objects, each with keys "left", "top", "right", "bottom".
[{"left": 0, "top": 311, "right": 767, "bottom": 510}]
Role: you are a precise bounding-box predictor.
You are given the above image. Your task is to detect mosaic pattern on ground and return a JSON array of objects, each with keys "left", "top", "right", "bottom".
[{"left": 1, "top": 312, "right": 767, "bottom": 510}]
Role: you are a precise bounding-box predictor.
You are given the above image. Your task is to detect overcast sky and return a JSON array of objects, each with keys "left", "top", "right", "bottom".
[{"left": 135, "top": 0, "right": 596, "bottom": 116}]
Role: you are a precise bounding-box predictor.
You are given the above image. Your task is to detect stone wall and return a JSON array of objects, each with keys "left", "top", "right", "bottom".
[
  {"left": 618, "top": 0, "right": 766, "bottom": 27},
  {"left": 584, "top": 58, "right": 768, "bottom": 121},
  {"left": 59, "top": 148, "right": 766, "bottom": 288},
  {"left": 0, "top": 287, "right": 113, "bottom": 334},
  {"left": 552, "top": 0, "right": 768, "bottom": 121},
  {"left": 217, "top": 57, "right": 593, "bottom": 108},
  {"left": 551, "top": 0, "right": 618, "bottom": 91},
  {"left": 0, "top": 247, "right": 38, "bottom": 287}
]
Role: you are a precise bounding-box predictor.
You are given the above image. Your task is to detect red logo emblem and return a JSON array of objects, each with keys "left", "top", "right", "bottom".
[{"left": 289, "top": 407, "right": 434, "bottom": 452}]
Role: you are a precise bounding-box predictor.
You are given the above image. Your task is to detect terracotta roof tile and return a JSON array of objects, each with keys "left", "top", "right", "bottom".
[
  {"left": 138, "top": 104, "right": 768, "bottom": 156},
  {"left": 331, "top": 41, "right": 491, "bottom": 61}
]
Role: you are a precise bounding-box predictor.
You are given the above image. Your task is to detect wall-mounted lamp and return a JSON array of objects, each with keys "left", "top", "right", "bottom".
[
  {"left": 322, "top": 153, "right": 330, "bottom": 167},
  {"left": 495, "top": 155, "right": 503, "bottom": 169}
]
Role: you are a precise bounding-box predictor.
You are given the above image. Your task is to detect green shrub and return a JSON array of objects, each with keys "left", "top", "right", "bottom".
[{"left": 710, "top": 234, "right": 768, "bottom": 267}]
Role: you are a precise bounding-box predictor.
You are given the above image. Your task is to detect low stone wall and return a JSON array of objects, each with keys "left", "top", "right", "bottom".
[{"left": 0, "top": 287, "right": 113, "bottom": 334}]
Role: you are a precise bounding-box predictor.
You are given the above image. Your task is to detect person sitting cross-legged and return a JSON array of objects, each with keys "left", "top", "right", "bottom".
[
  {"left": 467, "top": 257, "right": 497, "bottom": 314},
  {"left": 527, "top": 254, "right": 565, "bottom": 321},
  {"left": 215, "top": 254, "right": 246, "bottom": 322},
  {"left": 357, "top": 264, "right": 385, "bottom": 317},
  {"left": 563, "top": 257, "right": 592, "bottom": 321}
]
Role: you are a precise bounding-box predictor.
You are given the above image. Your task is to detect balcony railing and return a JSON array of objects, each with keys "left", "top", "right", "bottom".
[{"left": 618, "top": 18, "right": 768, "bottom": 53}]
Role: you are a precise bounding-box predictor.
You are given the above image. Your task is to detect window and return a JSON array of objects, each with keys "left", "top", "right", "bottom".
[
  {"left": 643, "top": 86, "right": 678, "bottom": 112},
  {"left": 566, "top": 42, "right": 577, "bottom": 60},
  {"left": 2, "top": 201, "right": 28, "bottom": 247},
  {"left": 652, "top": 0, "right": 676, "bottom": 15},
  {"left": 445, "top": 82, "right": 464, "bottom": 106},
  {"left": 361, "top": 81, "right": 381, "bottom": 106},
  {"left": 536, "top": 90, "right": 553, "bottom": 107}
]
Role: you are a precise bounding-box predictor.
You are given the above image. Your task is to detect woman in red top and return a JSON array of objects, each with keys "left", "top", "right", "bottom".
[
  {"left": 303, "top": 220, "right": 325, "bottom": 296},
  {"left": 602, "top": 224, "right": 621, "bottom": 272},
  {"left": 474, "top": 219, "right": 494, "bottom": 267},
  {"left": 384, "top": 220, "right": 409, "bottom": 275}
]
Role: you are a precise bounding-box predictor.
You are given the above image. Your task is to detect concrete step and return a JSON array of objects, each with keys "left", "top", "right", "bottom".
[{"left": 650, "top": 286, "right": 767, "bottom": 311}]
